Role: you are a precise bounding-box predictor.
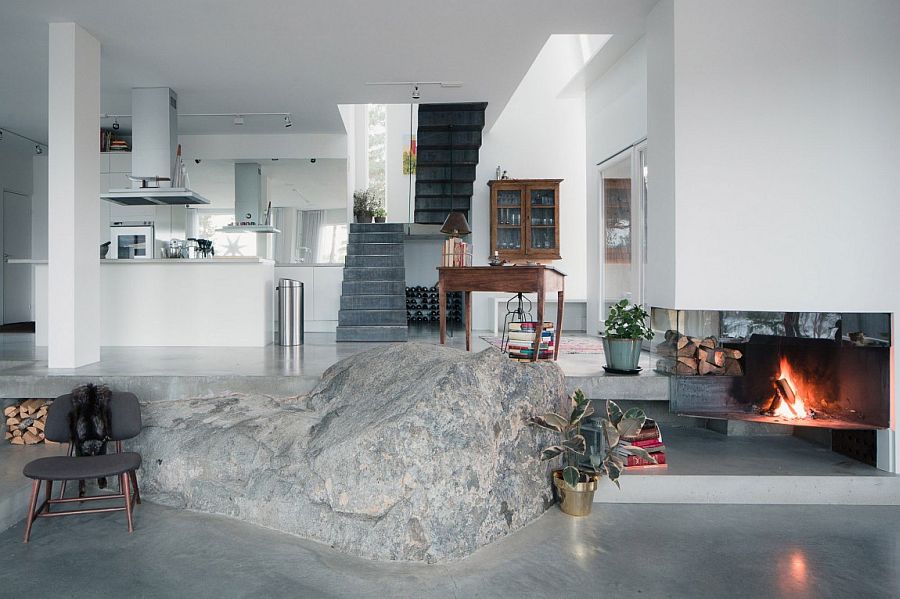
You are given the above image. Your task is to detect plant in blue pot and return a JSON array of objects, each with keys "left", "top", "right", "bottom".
[{"left": 601, "top": 299, "right": 654, "bottom": 373}]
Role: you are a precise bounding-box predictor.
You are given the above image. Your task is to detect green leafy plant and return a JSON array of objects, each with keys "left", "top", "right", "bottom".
[
  {"left": 603, "top": 299, "right": 654, "bottom": 340},
  {"left": 373, "top": 207, "right": 387, "bottom": 218},
  {"left": 531, "top": 391, "right": 655, "bottom": 489},
  {"left": 353, "top": 189, "right": 371, "bottom": 214}
]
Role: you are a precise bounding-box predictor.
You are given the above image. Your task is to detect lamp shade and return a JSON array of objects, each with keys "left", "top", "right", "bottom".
[{"left": 440, "top": 211, "right": 471, "bottom": 237}]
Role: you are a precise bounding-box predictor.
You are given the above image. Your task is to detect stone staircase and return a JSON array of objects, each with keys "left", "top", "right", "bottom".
[
  {"left": 414, "top": 102, "right": 488, "bottom": 225},
  {"left": 336, "top": 223, "right": 408, "bottom": 342}
]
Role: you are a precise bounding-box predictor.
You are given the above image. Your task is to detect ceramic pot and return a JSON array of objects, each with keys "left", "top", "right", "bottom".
[
  {"left": 602, "top": 337, "right": 642, "bottom": 371},
  {"left": 374, "top": 216, "right": 386, "bottom": 223},
  {"left": 355, "top": 212, "right": 373, "bottom": 224},
  {"left": 552, "top": 470, "right": 598, "bottom": 517}
]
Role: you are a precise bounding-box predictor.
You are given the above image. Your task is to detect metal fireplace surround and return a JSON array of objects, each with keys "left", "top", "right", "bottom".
[{"left": 652, "top": 309, "right": 892, "bottom": 430}]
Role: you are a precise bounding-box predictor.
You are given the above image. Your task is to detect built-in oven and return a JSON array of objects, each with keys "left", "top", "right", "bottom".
[{"left": 110, "top": 222, "right": 155, "bottom": 259}]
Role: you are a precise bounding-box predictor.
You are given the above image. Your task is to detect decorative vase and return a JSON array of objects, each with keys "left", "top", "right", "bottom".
[
  {"left": 602, "top": 337, "right": 642, "bottom": 371},
  {"left": 552, "top": 470, "right": 598, "bottom": 517},
  {"left": 374, "top": 216, "right": 386, "bottom": 223}
]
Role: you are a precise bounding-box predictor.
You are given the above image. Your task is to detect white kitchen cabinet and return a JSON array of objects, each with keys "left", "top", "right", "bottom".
[
  {"left": 99, "top": 153, "right": 110, "bottom": 173},
  {"left": 313, "top": 267, "right": 343, "bottom": 322}
]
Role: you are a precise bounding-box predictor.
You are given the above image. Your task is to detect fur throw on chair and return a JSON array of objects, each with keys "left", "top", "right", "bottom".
[{"left": 70, "top": 384, "right": 112, "bottom": 492}]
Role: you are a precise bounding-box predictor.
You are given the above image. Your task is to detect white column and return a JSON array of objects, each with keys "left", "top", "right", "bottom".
[{"left": 48, "top": 23, "right": 101, "bottom": 368}]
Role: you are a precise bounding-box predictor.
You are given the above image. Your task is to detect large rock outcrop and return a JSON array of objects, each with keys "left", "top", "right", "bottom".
[{"left": 132, "top": 343, "right": 565, "bottom": 562}]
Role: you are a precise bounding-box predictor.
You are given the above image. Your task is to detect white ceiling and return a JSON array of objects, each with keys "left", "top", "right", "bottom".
[{"left": 0, "top": 0, "right": 656, "bottom": 142}]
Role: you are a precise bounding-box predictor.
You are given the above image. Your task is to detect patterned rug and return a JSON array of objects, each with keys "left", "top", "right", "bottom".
[{"left": 480, "top": 335, "right": 605, "bottom": 354}]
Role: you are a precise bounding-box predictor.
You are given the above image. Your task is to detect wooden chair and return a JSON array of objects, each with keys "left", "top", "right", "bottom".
[{"left": 21, "top": 391, "right": 142, "bottom": 542}]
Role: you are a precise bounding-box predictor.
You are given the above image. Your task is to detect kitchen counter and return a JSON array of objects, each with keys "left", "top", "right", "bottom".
[
  {"left": 33, "top": 259, "right": 275, "bottom": 347},
  {"left": 10, "top": 258, "right": 272, "bottom": 265}
]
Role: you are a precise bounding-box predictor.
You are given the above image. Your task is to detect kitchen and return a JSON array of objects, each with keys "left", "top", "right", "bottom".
[{"left": 12, "top": 87, "right": 348, "bottom": 347}]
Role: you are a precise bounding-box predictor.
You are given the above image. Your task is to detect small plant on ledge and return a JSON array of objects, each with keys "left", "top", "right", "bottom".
[
  {"left": 353, "top": 189, "right": 373, "bottom": 223},
  {"left": 373, "top": 207, "right": 387, "bottom": 223},
  {"left": 602, "top": 298, "right": 654, "bottom": 373},
  {"left": 530, "top": 390, "right": 654, "bottom": 516}
]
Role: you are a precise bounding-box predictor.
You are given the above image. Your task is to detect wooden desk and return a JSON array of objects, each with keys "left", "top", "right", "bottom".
[{"left": 437, "top": 265, "right": 566, "bottom": 361}]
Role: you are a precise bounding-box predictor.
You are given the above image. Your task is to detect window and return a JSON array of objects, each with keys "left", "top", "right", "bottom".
[
  {"left": 194, "top": 210, "right": 256, "bottom": 257},
  {"left": 367, "top": 104, "right": 387, "bottom": 196}
]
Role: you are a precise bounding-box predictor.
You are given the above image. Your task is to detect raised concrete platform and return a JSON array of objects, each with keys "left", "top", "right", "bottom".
[
  {"left": 0, "top": 442, "right": 66, "bottom": 532},
  {"left": 594, "top": 426, "right": 900, "bottom": 505}
]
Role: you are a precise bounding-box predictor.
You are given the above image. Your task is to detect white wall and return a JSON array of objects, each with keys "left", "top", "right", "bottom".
[
  {"left": 469, "top": 35, "right": 590, "bottom": 330},
  {"left": 646, "top": 0, "right": 900, "bottom": 469},
  {"left": 30, "top": 156, "right": 48, "bottom": 260},
  {"left": 178, "top": 133, "right": 347, "bottom": 162},
  {"left": 385, "top": 103, "right": 417, "bottom": 222},
  {"left": 585, "top": 37, "right": 648, "bottom": 333}
]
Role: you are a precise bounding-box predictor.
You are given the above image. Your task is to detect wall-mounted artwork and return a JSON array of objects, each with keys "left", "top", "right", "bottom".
[
  {"left": 403, "top": 134, "right": 417, "bottom": 175},
  {"left": 604, "top": 178, "right": 631, "bottom": 264}
]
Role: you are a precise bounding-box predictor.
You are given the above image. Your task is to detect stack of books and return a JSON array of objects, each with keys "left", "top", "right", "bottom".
[
  {"left": 506, "top": 321, "right": 555, "bottom": 360},
  {"left": 616, "top": 418, "right": 667, "bottom": 469},
  {"left": 441, "top": 237, "right": 470, "bottom": 267}
]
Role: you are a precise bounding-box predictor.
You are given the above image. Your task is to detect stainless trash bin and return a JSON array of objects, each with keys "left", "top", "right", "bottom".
[{"left": 277, "top": 279, "right": 303, "bottom": 345}]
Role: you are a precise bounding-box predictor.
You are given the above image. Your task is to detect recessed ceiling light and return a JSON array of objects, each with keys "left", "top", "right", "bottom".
[{"left": 284, "top": 115, "right": 293, "bottom": 128}]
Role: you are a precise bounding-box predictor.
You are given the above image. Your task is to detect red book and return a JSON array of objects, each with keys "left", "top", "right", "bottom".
[
  {"left": 628, "top": 438, "right": 665, "bottom": 450},
  {"left": 625, "top": 452, "right": 666, "bottom": 467}
]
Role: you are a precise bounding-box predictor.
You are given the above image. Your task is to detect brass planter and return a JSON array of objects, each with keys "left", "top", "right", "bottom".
[{"left": 552, "top": 470, "right": 599, "bottom": 517}]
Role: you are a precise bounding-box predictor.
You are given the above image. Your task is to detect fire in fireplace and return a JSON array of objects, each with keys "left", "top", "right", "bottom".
[{"left": 653, "top": 309, "right": 892, "bottom": 430}]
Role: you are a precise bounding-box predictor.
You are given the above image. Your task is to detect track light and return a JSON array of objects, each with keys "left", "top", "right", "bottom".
[
  {"left": 284, "top": 115, "right": 293, "bottom": 128},
  {"left": 0, "top": 130, "right": 3, "bottom": 142},
  {"left": 35, "top": 145, "right": 43, "bottom": 155},
  {"left": 233, "top": 115, "right": 245, "bottom": 126},
  {"left": 412, "top": 85, "right": 420, "bottom": 100},
  {"left": 112, "top": 117, "right": 120, "bottom": 130}
]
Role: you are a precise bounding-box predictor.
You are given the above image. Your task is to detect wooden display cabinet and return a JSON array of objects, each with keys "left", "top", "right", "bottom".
[{"left": 488, "top": 179, "right": 562, "bottom": 262}]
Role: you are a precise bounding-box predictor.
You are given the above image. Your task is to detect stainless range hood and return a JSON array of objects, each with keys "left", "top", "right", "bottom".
[{"left": 101, "top": 88, "right": 210, "bottom": 206}]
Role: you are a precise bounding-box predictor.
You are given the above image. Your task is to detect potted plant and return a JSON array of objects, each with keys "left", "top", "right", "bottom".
[
  {"left": 531, "top": 390, "right": 654, "bottom": 516},
  {"left": 353, "top": 189, "right": 373, "bottom": 223},
  {"left": 601, "top": 299, "right": 654, "bottom": 372},
  {"left": 373, "top": 207, "right": 387, "bottom": 223}
]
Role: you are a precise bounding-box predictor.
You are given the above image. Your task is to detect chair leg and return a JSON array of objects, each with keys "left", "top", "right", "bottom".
[
  {"left": 129, "top": 470, "right": 141, "bottom": 505},
  {"left": 58, "top": 479, "right": 67, "bottom": 500},
  {"left": 23, "top": 480, "right": 40, "bottom": 543},
  {"left": 43, "top": 480, "right": 53, "bottom": 514},
  {"left": 121, "top": 473, "right": 134, "bottom": 533}
]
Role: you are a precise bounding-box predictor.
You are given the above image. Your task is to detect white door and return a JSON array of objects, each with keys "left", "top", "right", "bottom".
[{"left": 2, "top": 191, "right": 33, "bottom": 324}]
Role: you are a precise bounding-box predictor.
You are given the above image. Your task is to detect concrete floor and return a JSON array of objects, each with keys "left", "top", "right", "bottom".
[{"left": 2, "top": 501, "right": 899, "bottom": 598}]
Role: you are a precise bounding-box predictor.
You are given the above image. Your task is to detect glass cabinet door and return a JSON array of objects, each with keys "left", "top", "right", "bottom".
[
  {"left": 528, "top": 187, "right": 557, "bottom": 254},
  {"left": 495, "top": 188, "right": 523, "bottom": 252}
]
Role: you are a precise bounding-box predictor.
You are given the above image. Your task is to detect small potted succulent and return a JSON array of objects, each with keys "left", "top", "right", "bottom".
[
  {"left": 373, "top": 207, "right": 387, "bottom": 223},
  {"left": 602, "top": 298, "right": 654, "bottom": 373},
  {"left": 531, "top": 390, "right": 654, "bottom": 516},
  {"left": 353, "top": 189, "right": 374, "bottom": 223}
]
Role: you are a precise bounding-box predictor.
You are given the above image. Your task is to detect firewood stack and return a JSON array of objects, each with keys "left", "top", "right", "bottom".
[
  {"left": 654, "top": 331, "right": 743, "bottom": 376},
  {"left": 4, "top": 399, "right": 55, "bottom": 445}
]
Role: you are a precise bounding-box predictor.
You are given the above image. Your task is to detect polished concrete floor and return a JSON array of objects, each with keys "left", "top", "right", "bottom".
[{"left": 2, "top": 500, "right": 898, "bottom": 598}]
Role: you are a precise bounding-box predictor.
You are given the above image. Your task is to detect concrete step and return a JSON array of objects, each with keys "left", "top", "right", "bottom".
[
  {"left": 344, "top": 255, "right": 405, "bottom": 268},
  {"left": 341, "top": 295, "right": 405, "bottom": 310},
  {"left": 342, "top": 281, "right": 406, "bottom": 296},
  {"left": 336, "top": 325, "right": 408, "bottom": 342},
  {"left": 346, "top": 242, "right": 404, "bottom": 256},
  {"left": 342, "top": 267, "right": 405, "bottom": 282},
  {"left": 338, "top": 309, "right": 407, "bottom": 326},
  {"left": 349, "top": 223, "right": 405, "bottom": 233},
  {"left": 348, "top": 232, "right": 404, "bottom": 244}
]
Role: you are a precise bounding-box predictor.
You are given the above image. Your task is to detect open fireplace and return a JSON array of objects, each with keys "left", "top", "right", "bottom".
[{"left": 652, "top": 309, "right": 892, "bottom": 430}]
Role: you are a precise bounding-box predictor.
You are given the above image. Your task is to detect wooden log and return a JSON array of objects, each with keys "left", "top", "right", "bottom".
[
  {"left": 676, "top": 336, "right": 690, "bottom": 350},
  {"left": 675, "top": 361, "right": 697, "bottom": 375},
  {"left": 6, "top": 417, "right": 20, "bottom": 426},
  {"left": 723, "top": 358, "right": 743, "bottom": 376},
  {"left": 12, "top": 429, "right": 22, "bottom": 437},
  {"left": 22, "top": 431, "right": 40, "bottom": 444},
  {"left": 702, "top": 347, "right": 726, "bottom": 367},
  {"left": 3, "top": 406, "right": 17, "bottom": 417},
  {"left": 721, "top": 348, "right": 743, "bottom": 360},
  {"left": 677, "top": 342, "right": 698, "bottom": 358},
  {"left": 699, "top": 336, "right": 718, "bottom": 350},
  {"left": 663, "top": 329, "right": 678, "bottom": 343},
  {"left": 10, "top": 436, "right": 25, "bottom": 445},
  {"left": 699, "top": 360, "right": 725, "bottom": 375},
  {"left": 33, "top": 420, "right": 45, "bottom": 431},
  {"left": 4, "top": 431, "right": 11, "bottom": 440},
  {"left": 654, "top": 342, "right": 677, "bottom": 357},
  {"left": 26, "top": 426, "right": 39, "bottom": 436}
]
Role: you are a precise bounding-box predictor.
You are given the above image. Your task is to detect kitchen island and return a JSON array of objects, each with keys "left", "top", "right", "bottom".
[{"left": 28, "top": 258, "right": 275, "bottom": 347}]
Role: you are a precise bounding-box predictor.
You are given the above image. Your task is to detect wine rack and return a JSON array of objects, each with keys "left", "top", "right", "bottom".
[{"left": 405, "top": 286, "right": 462, "bottom": 326}]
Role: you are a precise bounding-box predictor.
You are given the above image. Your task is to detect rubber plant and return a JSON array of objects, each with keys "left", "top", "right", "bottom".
[{"left": 531, "top": 390, "right": 656, "bottom": 488}]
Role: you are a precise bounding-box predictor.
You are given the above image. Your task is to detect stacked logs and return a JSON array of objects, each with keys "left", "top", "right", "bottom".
[
  {"left": 4, "top": 399, "right": 54, "bottom": 445},
  {"left": 655, "top": 332, "right": 743, "bottom": 376}
]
